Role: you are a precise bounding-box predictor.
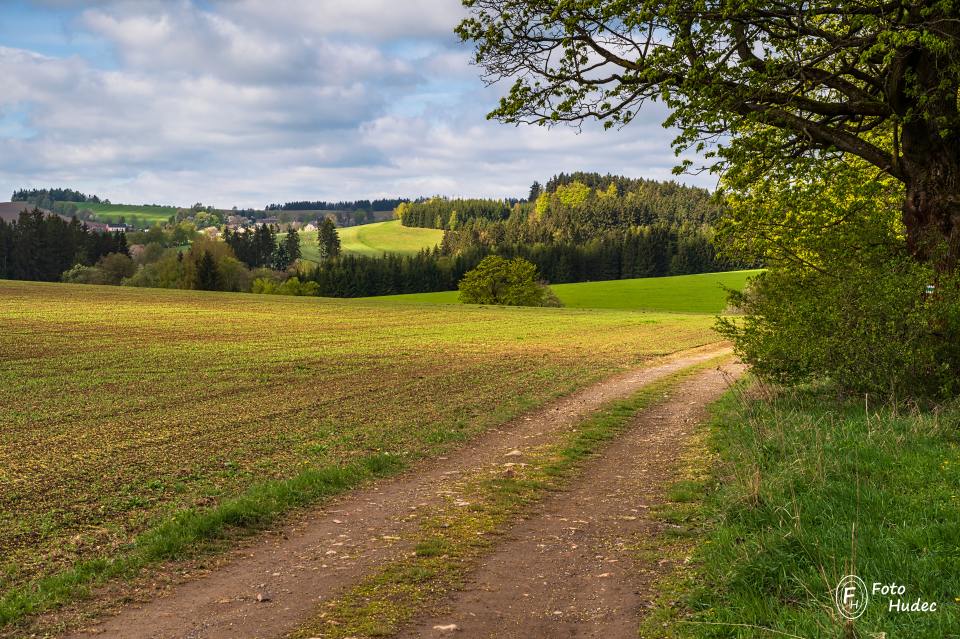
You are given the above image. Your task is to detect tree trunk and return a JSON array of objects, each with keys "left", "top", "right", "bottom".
[{"left": 900, "top": 128, "right": 960, "bottom": 270}]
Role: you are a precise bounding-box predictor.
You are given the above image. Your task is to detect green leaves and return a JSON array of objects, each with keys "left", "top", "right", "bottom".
[
  {"left": 458, "top": 0, "right": 960, "bottom": 266},
  {"left": 458, "top": 255, "right": 561, "bottom": 307}
]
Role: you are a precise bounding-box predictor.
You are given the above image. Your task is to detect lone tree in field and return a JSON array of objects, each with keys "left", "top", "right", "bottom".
[
  {"left": 459, "top": 255, "right": 562, "bottom": 306},
  {"left": 318, "top": 218, "right": 341, "bottom": 260},
  {"left": 457, "top": 1, "right": 960, "bottom": 267}
]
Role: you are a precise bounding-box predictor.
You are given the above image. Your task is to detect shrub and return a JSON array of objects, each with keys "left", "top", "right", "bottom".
[
  {"left": 458, "top": 255, "right": 562, "bottom": 307},
  {"left": 62, "top": 264, "right": 110, "bottom": 285},
  {"left": 252, "top": 276, "right": 319, "bottom": 296},
  {"left": 96, "top": 253, "right": 136, "bottom": 284},
  {"left": 124, "top": 250, "right": 184, "bottom": 288},
  {"left": 718, "top": 258, "right": 960, "bottom": 400}
]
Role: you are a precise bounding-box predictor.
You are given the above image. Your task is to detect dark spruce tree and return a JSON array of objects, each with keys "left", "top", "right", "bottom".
[
  {"left": 0, "top": 208, "right": 126, "bottom": 282},
  {"left": 195, "top": 251, "right": 221, "bottom": 291},
  {"left": 317, "top": 218, "right": 341, "bottom": 259},
  {"left": 283, "top": 227, "right": 301, "bottom": 263},
  {"left": 528, "top": 181, "right": 542, "bottom": 202}
]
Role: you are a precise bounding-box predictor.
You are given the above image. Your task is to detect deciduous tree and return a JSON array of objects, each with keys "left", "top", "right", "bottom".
[{"left": 458, "top": 1, "right": 960, "bottom": 266}]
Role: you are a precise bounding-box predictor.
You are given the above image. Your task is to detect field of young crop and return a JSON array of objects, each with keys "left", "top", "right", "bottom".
[
  {"left": 56, "top": 202, "right": 178, "bottom": 226},
  {"left": 0, "top": 280, "right": 719, "bottom": 612},
  {"left": 295, "top": 220, "right": 444, "bottom": 261},
  {"left": 374, "top": 270, "right": 761, "bottom": 313}
]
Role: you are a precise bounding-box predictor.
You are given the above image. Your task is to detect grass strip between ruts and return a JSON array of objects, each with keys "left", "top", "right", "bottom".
[{"left": 290, "top": 355, "right": 731, "bottom": 638}]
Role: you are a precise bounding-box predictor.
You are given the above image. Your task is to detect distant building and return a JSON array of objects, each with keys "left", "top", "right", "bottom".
[
  {"left": 106, "top": 223, "right": 129, "bottom": 233},
  {"left": 226, "top": 214, "right": 252, "bottom": 227},
  {"left": 256, "top": 216, "right": 280, "bottom": 227},
  {"left": 84, "top": 221, "right": 110, "bottom": 233},
  {"left": 301, "top": 222, "right": 318, "bottom": 232}
]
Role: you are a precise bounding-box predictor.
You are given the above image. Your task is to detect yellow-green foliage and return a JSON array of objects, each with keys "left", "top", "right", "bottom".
[
  {"left": 717, "top": 145, "right": 904, "bottom": 270},
  {"left": 554, "top": 180, "right": 592, "bottom": 207},
  {"left": 0, "top": 280, "right": 717, "bottom": 601}
]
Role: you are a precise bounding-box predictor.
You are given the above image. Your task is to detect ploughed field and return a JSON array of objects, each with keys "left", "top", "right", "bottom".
[{"left": 0, "top": 280, "right": 717, "bottom": 599}]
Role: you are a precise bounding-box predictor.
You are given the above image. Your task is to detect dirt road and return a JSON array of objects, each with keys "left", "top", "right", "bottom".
[
  {"left": 63, "top": 345, "right": 734, "bottom": 639},
  {"left": 399, "top": 362, "right": 743, "bottom": 638}
]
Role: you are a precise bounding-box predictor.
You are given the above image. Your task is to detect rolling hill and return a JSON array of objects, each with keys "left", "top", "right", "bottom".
[
  {"left": 369, "top": 270, "right": 760, "bottom": 314},
  {"left": 295, "top": 220, "right": 445, "bottom": 260},
  {"left": 55, "top": 201, "right": 178, "bottom": 226}
]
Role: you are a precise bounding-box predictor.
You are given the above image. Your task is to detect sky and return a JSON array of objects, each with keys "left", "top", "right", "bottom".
[{"left": 0, "top": 0, "right": 712, "bottom": 209}]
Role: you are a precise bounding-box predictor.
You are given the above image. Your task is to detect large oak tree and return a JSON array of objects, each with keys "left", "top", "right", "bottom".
[{"left": 457, "top": 1, "right": 960, "bottom": 267}]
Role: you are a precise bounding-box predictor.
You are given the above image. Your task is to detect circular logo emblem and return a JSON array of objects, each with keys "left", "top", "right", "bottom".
[{"left": 835, "top": 575, "right": 869, "bottom": 619}]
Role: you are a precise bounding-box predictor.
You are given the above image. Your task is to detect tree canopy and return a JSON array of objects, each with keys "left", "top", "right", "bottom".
[
  {"left": 458, "top": 1, "right": 960, "bottom": 266},
  {"left": 318, "top": 218, "right": 342, "bottom": 259},
  {"left": 458, "top": 255, "right": 561, "bottom": 306}
]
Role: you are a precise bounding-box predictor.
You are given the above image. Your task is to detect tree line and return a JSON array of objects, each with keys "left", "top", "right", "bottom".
[
  {"left": 223, "top": 225, "right": 290, "bottom": 269},
  {"left": 398, "top": 175, "right": 720, "bottom": 232},
  {"left": 12, "top": 188, "right": 105, "bottom": 211},
  {"left": 296, "top": 227, "right": 735, "bottom": 299},
  {"left": 0, "top": 209, "right": 128, "bottom": 282},
  {"left": 381, "top": 174, "right": 747, "bottom": 291},
  {"left": 265, "top": 198, "right": 409, "bottom": 212}
]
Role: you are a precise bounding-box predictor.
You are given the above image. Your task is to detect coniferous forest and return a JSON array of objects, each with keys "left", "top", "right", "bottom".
[
  {"left": 0, "top": 173, "right": 750, "bottom": 297},
  {"left": 0, "top": 209, "right": 128, "bottom": 282},
  {"left": 297, "top": 173, "right": 750, "bottom": 298}
]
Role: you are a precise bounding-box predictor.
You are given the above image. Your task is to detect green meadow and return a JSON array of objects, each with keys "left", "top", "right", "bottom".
[
  {"left": 374, "top": 270, "right": 761, "bottom": 313},
  {"left": 56, "top": 202, "right": 178, "bottom": 225},
  {"left": 294, "top": 220, "right": 445, "bottom": 261},
  {"left": 642, "top": 387, "right": 960, "bottom": 638}
]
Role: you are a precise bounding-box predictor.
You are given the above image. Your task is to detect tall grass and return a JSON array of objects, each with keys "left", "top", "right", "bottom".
[{"left": 665, "top": 388, "right": 960, "bottom": 637}]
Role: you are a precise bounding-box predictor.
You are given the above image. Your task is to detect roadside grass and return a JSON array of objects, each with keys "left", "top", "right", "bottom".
[
  {"left": 640, "top": 385, "right": 960, "bottom": 638},
  {"left": 0, "top": 280, "right": 717, "bottom": 634},
  {"left": 290, "top": 357, "right": 730, "bottom": 639},
  {"left": 56, "top": 201, "right": 177, "bottom": 226},
  {"left": 0, "top": 454, "right": 403, "bottom": 629},
  {"left": 292, "top": 221, "right": 444, "bottom": 261},
  {"left": 371, "top": 270, "right": 761, "bottom": 314}
]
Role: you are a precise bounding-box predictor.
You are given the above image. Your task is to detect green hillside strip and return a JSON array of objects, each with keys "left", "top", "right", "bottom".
[
  {"left": 339, "top": 220, "right": 444, "bottom": 257},
  {"left": 640, "top": 388, "right": 960, "bottom": 638},
  {"left": 368, "top": 270, "right": 761, "bottom": 314},
  {"left": 293, "top": 221, "right": 444, "bottom": 261},
  {"left": 55, "top": 201, "right": 177, "bottom": 225}
]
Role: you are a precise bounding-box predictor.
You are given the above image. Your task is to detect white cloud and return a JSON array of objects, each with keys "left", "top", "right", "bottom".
[
  {"left": 0, "top": 1, "right": 711, "bottom": 207},
  {"left": 225, "top": 0, "right": 468, "bottom": 41}
]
